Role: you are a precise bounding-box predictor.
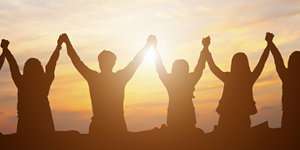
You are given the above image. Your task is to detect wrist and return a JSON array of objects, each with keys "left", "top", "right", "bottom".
[{"left": 203, "top": 46, "right": 209, "bottom": 49}]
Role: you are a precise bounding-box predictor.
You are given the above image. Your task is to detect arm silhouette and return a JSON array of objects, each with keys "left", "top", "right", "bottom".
[
  {"left": 269, "top": 41, "right": 286, "bottom": 80},
  {"left": 0, "top": 51, "right": 5, "bottom": 70},
  {"left": 119, "top": 47, "right": 148, "bottom": 81},
  {"left": 265, "top": 32, "right": 286, "bottom": 80},
  {"left": 45, "top": 35, "right": 63, "bottom": 81},
  {"left": 62, "top": 34, "right": 96, "bottom": 80},
  {"left": 190, "top": 38, "right": 207, "bottom": 84},
  {"left": 1, "top": 40, "right": 22, "bottom": 87},
  {"left": 251, "top": 46, "right": 270, "bottom": 82},
  {"left": 118, "top": 36, "right": 153, "bottom": 81},
  {"left": 154, "top": 50, "right": 169, "bottom": 85},
  {"left": 205, "top": 37, "right": 227, "bottom": 81}
]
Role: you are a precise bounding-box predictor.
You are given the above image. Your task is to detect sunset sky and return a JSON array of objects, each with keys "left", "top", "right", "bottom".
[{"left": 0, "top": 0, "right": 299, "bottom": 134}]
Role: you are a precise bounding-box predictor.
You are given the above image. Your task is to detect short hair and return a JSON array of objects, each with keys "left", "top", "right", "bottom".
[{"left": 98, "top": 50, "right": 117, "bottom": 62}]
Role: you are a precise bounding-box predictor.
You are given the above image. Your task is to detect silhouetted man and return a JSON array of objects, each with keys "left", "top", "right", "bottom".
[
  {"left": 61, "top": 34, "right": 153, "bottom": 136},
  {"left": 154, "top": 36, "right": 206, "bottom": 130}
]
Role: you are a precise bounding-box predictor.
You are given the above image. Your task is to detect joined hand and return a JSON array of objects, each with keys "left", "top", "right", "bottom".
[{"left": 1, "top": 39, "right": 9, "bottom": 49}]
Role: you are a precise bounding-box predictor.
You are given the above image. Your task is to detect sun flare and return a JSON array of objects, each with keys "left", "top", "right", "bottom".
[{"left": 144, "top": 48, "right": 156, "bottom": 64}]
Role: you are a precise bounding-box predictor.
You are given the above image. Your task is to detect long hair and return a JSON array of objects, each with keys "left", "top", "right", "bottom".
[
  {"left": 23, "top": 58, "right": 44, "bottom": 81},
  {"left": 287, "top": 51, "right": 300, "bottom": 77},
  {"left": 231, "top": 52, "right": 251, "bottom": 75}
]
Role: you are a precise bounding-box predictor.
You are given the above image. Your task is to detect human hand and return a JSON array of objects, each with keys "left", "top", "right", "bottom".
[
  {"left": 1, "top": 39, "right": 9, "bottom": 49},
  {"left": 265, "top": 32, "right": 274, "bottom": 43},
  {"left": 146, "top": 35, "right": 157, "bottom": 49},
  {"left": 202, "top": 36, "right": 210, "bottom": 48}
]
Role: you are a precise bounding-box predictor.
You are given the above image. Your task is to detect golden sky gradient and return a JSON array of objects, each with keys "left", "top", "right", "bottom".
[{"left": 0, "top": 0, "right": 300, "bottom": 133}]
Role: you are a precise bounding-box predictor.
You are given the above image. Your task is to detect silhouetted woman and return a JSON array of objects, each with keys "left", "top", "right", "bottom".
[
  {"left": 206, "top": 34, "right": 270, "bottom": 132},
  {"left": 154, "top": 36, "right": 206, "bottom": 130},
  {"left": 268, "top": 33, "right": 300, "bottom": 133},
  {"left": 3, "top": 36, "right": 63, "bottom": 135}
]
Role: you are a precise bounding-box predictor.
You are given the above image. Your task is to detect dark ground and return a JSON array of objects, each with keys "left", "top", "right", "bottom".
[{"left": 0, "top": 124, "right": 298, "bottom": 150}]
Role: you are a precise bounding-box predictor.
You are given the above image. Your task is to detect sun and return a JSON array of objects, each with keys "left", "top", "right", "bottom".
[{"left": 145, "top": 48, "right": 156, "bottom": 64}]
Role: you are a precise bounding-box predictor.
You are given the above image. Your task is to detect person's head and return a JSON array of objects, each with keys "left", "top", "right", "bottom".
[
  {"left": 172, "top": 59, "right": 189, "bottom": 76},
  {"left": 23, "top": 58, "right": 44, "bottom": 78},
  {"left": 231, "top": 52, "right": 251, "bottom": 74},
  {"left": 288, "top": 51, "right": 300, "bottom": 74},
  {"left": 98, "top": 50, "right": 117, "bottom": 73}
]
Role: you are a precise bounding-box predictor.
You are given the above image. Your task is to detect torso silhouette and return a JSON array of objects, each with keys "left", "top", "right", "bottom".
[
  {"left": 65, "top": 37, "right": 146, "bottom": 136},
  {"left": 282, "top": 75, "right": 299, "bottom": 112},
  {"left": 162, "top": 74, "right": 197, "bottom": 128},
  {"left": 207, "top": 47, "right": 269, "bottom": 130},
  {"left": 269, "top": 43, "right": 300, "bottom": 131},
  {"left": 4, "top": 45, "right": 60, "bottom": 135},
  {"left": 281, "top": 72, "right": 300, "bottom": 130},
  {"left": 217, "top": 73, "right": 257, "bottom": 115},
  {"left": 17, "top": 75, "right": 54, "bottom": 135},
  {"left": 86, "top": 71, "right": 129, "bottom": 134}
]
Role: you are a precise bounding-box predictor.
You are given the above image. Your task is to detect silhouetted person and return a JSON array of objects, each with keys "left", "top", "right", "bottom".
[
  {"left": 61, "top": 34, "right": 152, "bottom": 136},
  {"left": 267, "top": 33, "right": 300, "bottom": 134},
  {"left": 154, "top": 36, "right": 206, "bottom": 130},
  {"left": 206, "top": 34, "right": 270, "bottom": 132},
  {"left": 1, "top": 36, "right": 63, "bottom": 136}
]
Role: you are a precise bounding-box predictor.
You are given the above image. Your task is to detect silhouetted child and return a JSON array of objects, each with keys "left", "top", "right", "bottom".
[
  {"left": 206, "top": 34, "right": 271, "bottom": 132},
  {"left": 61, "top": 33, "right": 152, "bottom": 136},
  {"left": 1, "top": 36, "right": 63, "bottom": 135},
  {"left": 268, "top": 33, "right": 300, "bottom": 134},
  {"left": 154, "top": 36, "right": 206, "bottom": 130}
]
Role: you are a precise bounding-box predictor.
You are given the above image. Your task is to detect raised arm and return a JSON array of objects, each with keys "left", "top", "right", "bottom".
[
  {"left": 154, "top": 48, "right": 169, "bottom": 85},
  {"left": 45, "top": 35, "right": 63, "bottom": 81},
  {"left": 1, "top": 39, "right": 22, "bottom": 87},
  {"left": 0, "top": 50, "right": 5, "bottom": 70},
  {"left": 118, "top": 35, "right": 153, "bottom": 81},
  {"left": 190, "top": 37, "right": 208, "bottom": 84},
  {"left": 251, "top": 43, "right": 270, "bottom": 81},
  {"left": 267, "top": 33, "right": 286, "bottom": 80},
  {"left": 205, "top": 37, "right": 227, "bottom": 81},
  {"left": 61, "top": 34, "right": 96, "bottom": 80}
]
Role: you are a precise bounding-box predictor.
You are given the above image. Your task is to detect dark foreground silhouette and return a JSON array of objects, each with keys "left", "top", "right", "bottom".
[
  {"left": 154, "top": 36, "right": 206, "bottom": 131},
  {"left": 0, "top": 126, "right": 298, "bottom": 150},
  {"left": 206, "top": 35, "right": 270, "bottom": 133},
  {"left": 1, "top": 37, "right": 63, "bottom": 136},
  {"left": 62, "top": 34, "right": 152, "bottom": 136},
  {"left": 0, "top": 33, "right": 299, "bottom": 149}
]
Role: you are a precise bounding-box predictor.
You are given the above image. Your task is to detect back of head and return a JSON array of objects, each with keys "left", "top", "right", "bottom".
[
  {"left": 231, "top": 52, "right": 251, "bottom": 75},
  {"left": 172, "top": 59, "right": 189, "bottom": 76},
  {"left": 23, "top": 58, "right": 44, "bottom": 80},
  {"left": 98, "top": 50, "right": 117, "bottom": 73},
  {"left": 288, "top": 51, "right": 300, "bottom": 76}
]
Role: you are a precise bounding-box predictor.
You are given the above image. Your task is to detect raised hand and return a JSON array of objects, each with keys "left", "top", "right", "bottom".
[
  {"left": 57, "top": 35, "right": 64, "bottom": 46},
  {"left": 56, "top": 35, "right": 64, "bottom": 49},
  {"left": 145, "top": 35, "right": 157, "bottom": 49},
  {"left": 1, "top": 39, "right": 9, "bottom": 49},
  {"left": 265, "top": 32, "right": 274, "bottom": 43},
  {"left": 60, "top": 33, "right": 70, "bottom": 44},
  {"left": 202, "top": 36, "right": 210, "bottom": 48}
]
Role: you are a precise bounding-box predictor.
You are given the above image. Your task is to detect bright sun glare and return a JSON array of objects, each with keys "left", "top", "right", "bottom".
[{"left": 145, "top": 48, "right": 156, "bottom": 64}]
